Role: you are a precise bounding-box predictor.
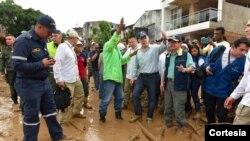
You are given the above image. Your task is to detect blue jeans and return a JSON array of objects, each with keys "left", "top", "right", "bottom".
[
  {"left": 99, "top": 80, "right": 123, "bottom": 117},
  {"left": 132, "top": 73, "right": 160, "bottom": 119},
  {"left": 93, "top": 70, "right": 99, "bottom": 90},
  {"left": 99, "top": 74, "right": 104, "bottom": 99}
]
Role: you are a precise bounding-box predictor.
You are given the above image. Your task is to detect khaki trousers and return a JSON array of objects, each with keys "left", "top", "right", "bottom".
[
  {"left": 60, "top": 79, "right": 85, "bottom": 124},
  {"left": 233, "top": 103, "right": 250, "bottom": 125}
]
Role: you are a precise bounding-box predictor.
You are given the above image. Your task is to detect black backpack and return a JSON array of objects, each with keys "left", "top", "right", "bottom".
[
  {"left": 54, "top": 86, "right": 71, "bottom": 111},
  {"left": 195, "top": 46, "right": 226, "bottom": 80}
]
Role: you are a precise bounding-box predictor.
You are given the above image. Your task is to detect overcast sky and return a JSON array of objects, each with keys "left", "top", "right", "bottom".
[{"left": 11, "top": 0, "right": 162, "bottom": 32}]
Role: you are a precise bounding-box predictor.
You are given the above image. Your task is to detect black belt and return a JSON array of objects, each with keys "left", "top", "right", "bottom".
[
  {"left": 167, "top": 78, "right": 174, "bottom": 81},
  {"left": 139, "top": 72, "right": 159, "bottom": 77},
  {"left": 17, "top": 77, "right": 47, "bottom": 81}
]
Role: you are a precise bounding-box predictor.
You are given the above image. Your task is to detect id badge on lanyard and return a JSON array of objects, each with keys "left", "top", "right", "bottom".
[{"left": 65, "top": 42, "right": 77, "bottom": 65}]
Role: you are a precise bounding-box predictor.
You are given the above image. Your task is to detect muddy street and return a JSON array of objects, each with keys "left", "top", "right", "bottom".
[{"left": 0, "top": 77, "right": 205, "bottom": 141}]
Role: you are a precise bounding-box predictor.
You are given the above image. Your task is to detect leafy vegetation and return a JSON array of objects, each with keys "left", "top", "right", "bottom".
[
  {"left": 0, "top": 0, "right": 43, "bottom": 36},
  {"left": 91, "top": 21, "right": 112, "bottom": 45}
]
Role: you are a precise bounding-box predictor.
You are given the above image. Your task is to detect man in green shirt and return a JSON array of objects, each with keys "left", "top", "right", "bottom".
[{"left": 99, "top": 18, "right": 137, "bottom": 122}]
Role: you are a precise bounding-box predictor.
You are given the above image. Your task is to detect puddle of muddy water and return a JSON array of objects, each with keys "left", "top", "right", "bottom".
[{"left": 0, "top": 97, "right": 15, "bottom": 138}]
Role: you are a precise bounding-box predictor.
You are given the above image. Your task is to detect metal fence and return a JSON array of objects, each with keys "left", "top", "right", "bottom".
[{"left": 166, "top": 7, "right": 218, "bottom": 30}]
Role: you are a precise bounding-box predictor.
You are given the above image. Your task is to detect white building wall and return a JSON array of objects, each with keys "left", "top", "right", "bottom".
[{"left": 133, "top": 10, "right": 162, "bottom": 41}]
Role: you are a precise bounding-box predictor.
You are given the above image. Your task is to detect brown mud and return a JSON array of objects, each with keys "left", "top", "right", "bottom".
[{"left": 0, "top": 76, "right": 205, "bottom": 141}]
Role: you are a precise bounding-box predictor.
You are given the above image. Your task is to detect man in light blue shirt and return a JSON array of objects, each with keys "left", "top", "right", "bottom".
[{"left": 129, "top": 31, "right": 167, "bottom": 123}]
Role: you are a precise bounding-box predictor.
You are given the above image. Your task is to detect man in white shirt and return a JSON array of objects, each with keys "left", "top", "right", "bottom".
[
  {"left": 122, "top": 36, "right": 140, "bottom": 109},
  {"left": 158, "top": 42, "right": 168, "bottom": 113},
  {"left": 224, "top": 19, "right": 250, "bottom": 124},
  {"left": 53, "top": 29, "right": 85, "bottom": 125}
]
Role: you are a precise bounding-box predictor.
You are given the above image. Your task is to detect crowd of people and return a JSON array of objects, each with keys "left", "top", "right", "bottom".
[{"left": 0, "top": 14, "right": 250, "bottom": 141}]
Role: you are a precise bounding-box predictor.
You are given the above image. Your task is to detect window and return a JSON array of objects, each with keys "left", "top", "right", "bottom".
[{"left": 171, "top": 7, "right": 182, "bottom": 29}]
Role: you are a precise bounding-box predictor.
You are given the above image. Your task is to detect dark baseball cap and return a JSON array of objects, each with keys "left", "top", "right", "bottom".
[
  {"left": 37, "top": 15, "right": 58, "bottom": 33},
  {"left": 139, "top": 31, "right": 148, "bottom": 39},
  {"left": 168, "top": 35, "right": 181, "bottom": 42}
]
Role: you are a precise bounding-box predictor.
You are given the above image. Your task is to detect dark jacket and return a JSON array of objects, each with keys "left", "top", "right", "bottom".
[
  {"left": 12, "top": 29, "right": 49, "bottom": 80},
  {"left": 0, "top": 46, "right": 12, "bottom": 73},
  {"left": 203, "top": 47, "right": 246, "bottom": 98},
  {"left": 165, "top": 50, "right": 189, "bottom": 91}
]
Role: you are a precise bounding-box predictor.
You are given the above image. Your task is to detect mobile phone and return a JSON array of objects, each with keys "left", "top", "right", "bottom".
[
  {"left": 48, "top": 57, "right": 56, "bottom": 62},
  {"left": 201, "top": 37, "right": 209, "bottom": 44}
]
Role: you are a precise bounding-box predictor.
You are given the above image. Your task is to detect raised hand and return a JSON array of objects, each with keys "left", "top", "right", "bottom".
[
  {"left": 161, "top": 31, "right": 167, "bottom": 40},
  {"left": 116, "top": 17, "right": 125, "bottom": 35}
]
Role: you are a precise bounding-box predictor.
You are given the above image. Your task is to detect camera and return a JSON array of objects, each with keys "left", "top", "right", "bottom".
[
  {"left": 98, "top": 45, "right": 103, "bottom": 53},
  {"left": 201, "top": 37, "right": 209, "bottom": 44}
]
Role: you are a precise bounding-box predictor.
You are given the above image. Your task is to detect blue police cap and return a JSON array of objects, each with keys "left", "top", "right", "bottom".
[
  {"left": 37, "top": 15, "right": 58, "bottom": 33},
  {"left": 139, "top": 31, "right": 148, "bottom": 39}
]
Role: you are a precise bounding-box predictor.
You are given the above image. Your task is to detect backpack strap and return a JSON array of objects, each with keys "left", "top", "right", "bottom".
[{"left": 210, "top": 45, "right": 226, "bottom": 62}]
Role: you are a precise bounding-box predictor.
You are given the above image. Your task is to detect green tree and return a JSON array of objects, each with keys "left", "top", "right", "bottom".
[
  {"left": 91, "top": 21, "right": 112, "bottom": 45},
  {"left": 0, "top": 0, "right": 43, "bottom": 36}
]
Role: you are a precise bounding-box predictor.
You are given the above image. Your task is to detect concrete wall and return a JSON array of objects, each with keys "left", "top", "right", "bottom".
[
  {"left": 225, "top": 31, "right": 244, "bottom": 44},
  {"left": 161, "top": 0, "right": 249, "bottom": 43},
  {"left": 133, "top": 10, "right": 162, "bottom": 42},
  {"left": 83, "top": 22, "right": 100, "bottom": 39},
  {"left": 164, "top": 8, "right": 172, "bottom": 31},
  {"left": 222, "top": 2, "right": 250, "bottom": 36}
]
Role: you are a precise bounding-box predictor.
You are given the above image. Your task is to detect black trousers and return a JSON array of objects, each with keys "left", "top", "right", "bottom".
[
  {"left": 6, "top": 70, "right": 18, "bottom": 103},
  {"left": 203, "top": 90, "right": 229, "bottom": 124}
]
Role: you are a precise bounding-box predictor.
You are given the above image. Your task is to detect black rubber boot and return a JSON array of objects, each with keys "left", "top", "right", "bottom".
[
  {"left": 115, "top": 111, "right": 123, "bottom": 120},
  {"left": 99, "top": 113, "right": 106, "bottom": 123},
  {"left": 100, "top": 116, "right": 106, "bottom": 123}
]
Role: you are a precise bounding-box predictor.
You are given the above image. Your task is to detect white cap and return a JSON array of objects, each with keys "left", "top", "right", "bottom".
[
  {"left": 91, "top": 41, "right": 96, "bottom": 45},
  {"left": 77, "top": 41, "right": 83, "bottom": 45},
  {"left": 66, "top": 29, "right": 79, "bottom": 38},
  {"left": 181, "top": 43, "right": 188, "bottom": 49}
]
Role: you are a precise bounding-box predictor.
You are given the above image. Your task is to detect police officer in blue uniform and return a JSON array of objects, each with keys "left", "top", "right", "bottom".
[{"left": 12, "top": 15, "right": 73, "bottom": 141}]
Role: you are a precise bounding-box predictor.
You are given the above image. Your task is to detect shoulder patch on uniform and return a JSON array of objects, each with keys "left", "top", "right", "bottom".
[
  {"left": 24, "top": 32, "right": 32, "bottom": 39},
  {"left": 32, "top": 48, "right": 41, "bottom": 53}
]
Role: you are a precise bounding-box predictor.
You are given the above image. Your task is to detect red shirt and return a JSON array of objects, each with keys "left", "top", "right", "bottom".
[{"left": 77, "top": 56, "right": 87, "bottom": 79}]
